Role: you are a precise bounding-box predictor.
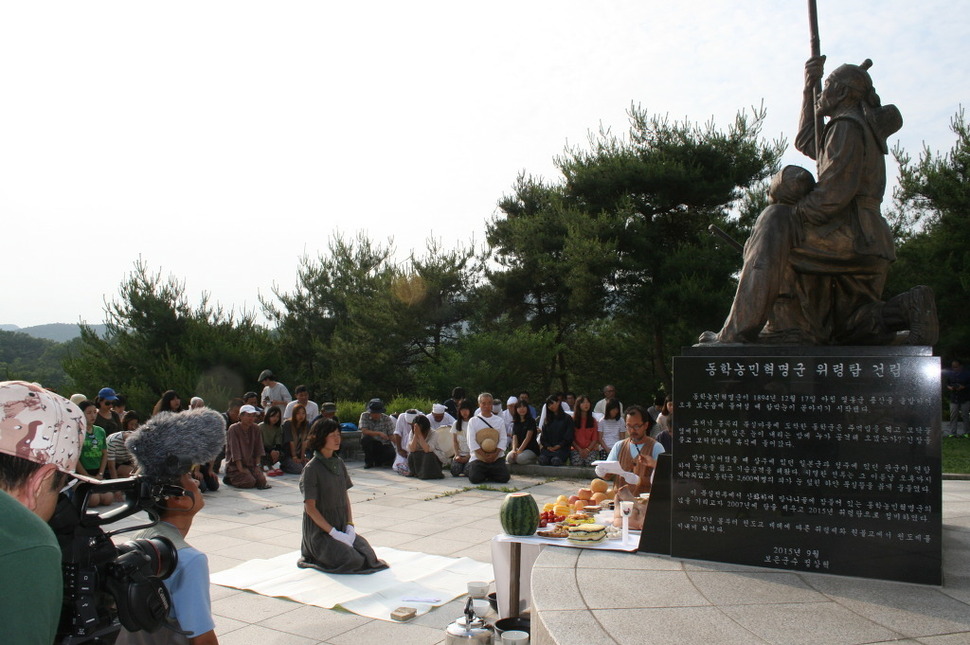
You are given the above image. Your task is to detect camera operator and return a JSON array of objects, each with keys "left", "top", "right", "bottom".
[
  {"left": 0, "top": 381, "right": 88, "bottom": 644},
  {"left": 115, "top": 407, "right": 225, "bottom": 645}
]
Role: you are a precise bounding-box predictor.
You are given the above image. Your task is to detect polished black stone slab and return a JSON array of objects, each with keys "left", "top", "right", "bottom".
[
  {"left": 671, "top": 349, "right": 942, "bottom": 585},
  {"left": 640, "top": 454, "right": 672, "bottom": 555}
]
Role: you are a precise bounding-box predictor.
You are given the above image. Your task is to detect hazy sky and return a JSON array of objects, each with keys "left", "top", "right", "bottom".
[{"left": 2, "top": 1, "right": 967, "bottom": 328}]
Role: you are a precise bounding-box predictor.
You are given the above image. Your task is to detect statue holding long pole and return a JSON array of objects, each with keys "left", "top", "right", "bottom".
[{"left": 698, "top": 2, "right": 938, "bottom": 346}]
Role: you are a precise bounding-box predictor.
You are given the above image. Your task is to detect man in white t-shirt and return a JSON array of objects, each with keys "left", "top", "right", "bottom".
[
  {"left": 283, "top": 385, "right": 319, "bottom": 422},
  {"left": 466, "top": 393, "right": 510, "bottom": 484},
  {"left": 259, "top": 369, "right": 292, "bottom": 412}
]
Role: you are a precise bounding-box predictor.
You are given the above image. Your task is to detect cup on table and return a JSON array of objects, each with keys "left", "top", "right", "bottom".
[
  {"left": 467, "top": 580, "right": 489, "bottom": 599},
  {"left": 472, "top": 598, "right": 490, "bottom": 619},
  {"left": 502, "top": 630, "right": 529, "bottom": 644}
]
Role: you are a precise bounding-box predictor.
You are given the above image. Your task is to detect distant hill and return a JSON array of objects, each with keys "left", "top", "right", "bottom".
[{"left": 0, "top": 323, "right": 108, "bottom": 343}]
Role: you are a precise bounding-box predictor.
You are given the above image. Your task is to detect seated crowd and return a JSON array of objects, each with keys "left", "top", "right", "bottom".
[{"left": 72, "top": 374, "right": 675, "bottom": 495}]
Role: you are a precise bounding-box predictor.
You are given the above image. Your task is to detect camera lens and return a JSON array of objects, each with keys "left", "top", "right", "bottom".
[{"left": 118, "top": 537, "right": 178, "bottom": 579}]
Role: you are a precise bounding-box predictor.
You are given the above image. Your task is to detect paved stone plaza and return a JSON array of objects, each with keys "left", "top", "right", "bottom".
[
  {"left": 104, "top": 466, "right": 970, "bottom": 644},
  {"left": 112, "top": 465, "right": 576, "bottom": 644}
]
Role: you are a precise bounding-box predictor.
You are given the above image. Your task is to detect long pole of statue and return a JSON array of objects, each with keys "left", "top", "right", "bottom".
[{"left": 808, "top": 0, "right": 823, "bottom": 160}]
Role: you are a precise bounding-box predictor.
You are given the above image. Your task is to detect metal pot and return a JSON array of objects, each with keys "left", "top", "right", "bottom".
[{"left": 445, "top": 597, "right": 494, "bottom": 644}]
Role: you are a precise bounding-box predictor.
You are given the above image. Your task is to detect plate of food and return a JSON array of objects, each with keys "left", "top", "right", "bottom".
[{"left": 536, "top": 527, "right": 568, "bottom": 539}]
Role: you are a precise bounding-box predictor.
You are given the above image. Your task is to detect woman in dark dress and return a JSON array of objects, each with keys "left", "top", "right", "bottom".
[
  {"left": 537, "top": 396, "right": 574, "bottom": 466},
  {"left": 298, "top": 417, "right": 388, "bottom": 574}
]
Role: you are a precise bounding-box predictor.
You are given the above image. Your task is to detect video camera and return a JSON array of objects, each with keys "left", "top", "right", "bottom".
[{"left": 48, "top": 475, "right": 187, "bottom": 645}]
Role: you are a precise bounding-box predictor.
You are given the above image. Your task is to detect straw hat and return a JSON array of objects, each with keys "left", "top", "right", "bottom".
[{"left": 476, "top": 426, "right": 500, "bottom": 452}]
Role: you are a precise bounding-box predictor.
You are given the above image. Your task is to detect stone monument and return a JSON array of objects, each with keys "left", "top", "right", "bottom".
[{"left": 668, "top": 49, "right": 943, "bottom": 584}]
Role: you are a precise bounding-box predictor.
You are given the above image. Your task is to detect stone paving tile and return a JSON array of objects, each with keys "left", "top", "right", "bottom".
[
  {"left": 324, "top": 618, "right": 445, "bottom": 645},
  {"left": 210, "top": 584, "right": 245, "bottom": 601},
  {"left": 221, "top": 524, "right": 294, "bottom": 542},
  {"left": 218, "top": 623, "right": 320, "bottom": 645},
  {"left": 207, "top": 552, "right": 248, "bottom": 574},
  {"left": 260, "top": 531, "right": 304, "bottom": 550},
  {"left": 433, "top": 525, "right": 499, "bottom": 544},
  {"left": 591, "top": 607, "right": 766, "bottom": 645},
  {"left": 681, "top": 557, "right": 780, "bottom": 574},
  {"left": 536, "top": 608, "right": 618, "bottom": 644},
  {"left": 463, "top": 517, "right": 505, "bottom": 532},
  {"left": 212, "top": 613, "right": 248, "bottom": 637},
  {"left": 939, "top": 574, "right": 970, "bottom": 604},
  {"left": 448, "top": 541, "right": 495, "bottom": 563},
  {"left": 394, "top": 534, "right": 472, "bottom": 557},
  {"left": 805, "top": 576, "right": 970, "bottom": 637},
  {"left": 918, "top": 634, "right": 970, "bottom": 644},
  {"left": 531, "top": 566, "right": 586, "bottom": 610},
  {"left": 211, "top": 540, "right": 296, "bottom": 562},
  {"left": 686, "top": 571, "right": 826, "bottom": 605},
  {"left": 188, "top": 517, "right": 260, "bottom": 535},
  {"left": 408, "top": 598, "right": 466, "bottom": 629},
  {"left": 719, "top": 601, "right": 899, "bottom": 645},
  {"left": 578, "top": 569, "right": 710, "bottom": 609},
  {"left": 212, "top": 591, "right": 304, "bottom": 624},
  {"left": 256, "top": 604, "right": 371, "bottom": 642},
  {"left": 188, "top": 532, "right": 253, "bottom": 553}
]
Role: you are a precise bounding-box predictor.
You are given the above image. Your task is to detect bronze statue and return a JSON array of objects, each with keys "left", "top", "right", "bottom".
[{"left": 699, "top": 56, "right": 938, "bottom": 346}]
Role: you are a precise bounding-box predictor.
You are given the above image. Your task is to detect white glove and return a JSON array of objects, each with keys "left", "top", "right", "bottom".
[
  {"left": 622, "top": 471, "right": 641, "bottom": 485},
  {"left": 329, "top": 527, "right": 355, "bottom": 547},
  {"left": 345, "top": 525, "right": 357, "bottom": 542}
]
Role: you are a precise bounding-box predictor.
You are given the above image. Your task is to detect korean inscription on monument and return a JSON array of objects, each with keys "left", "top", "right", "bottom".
[{"left": 671, "top": 354, "right": 941, "bottom": 585}]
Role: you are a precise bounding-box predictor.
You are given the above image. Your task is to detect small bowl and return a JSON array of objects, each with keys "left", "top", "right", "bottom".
[
  {"left": 487, "top": 591, "right": 498, "bottom": 613},
  {"left": 494, "top": 616, "right": 530, "bottom": 637}
]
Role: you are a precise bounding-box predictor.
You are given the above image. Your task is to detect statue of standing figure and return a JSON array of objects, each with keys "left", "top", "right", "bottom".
[{"left": 700, "top": 56, "right": 938, "bottom": 346}]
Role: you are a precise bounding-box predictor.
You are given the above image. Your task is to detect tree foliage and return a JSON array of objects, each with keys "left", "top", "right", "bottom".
[
  {"left": 887, "top": 109, "right": 970, "bottom": 357},
  {"left": 264, "top": 233, "right": 478, "bottom": 401},
  {"left": 0, "top": 331, "right": 77, "bottom": 392},
  {"left": 65, "top": 260, "right": 273, "bottom": 414},
  {"left": 486, "top": 105, "right": 784, "bottom": 391}
]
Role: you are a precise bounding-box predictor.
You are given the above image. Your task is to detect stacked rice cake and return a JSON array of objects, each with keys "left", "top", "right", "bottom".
[{"left": 566, "top": 523, "right": 607, "bottom": 544}]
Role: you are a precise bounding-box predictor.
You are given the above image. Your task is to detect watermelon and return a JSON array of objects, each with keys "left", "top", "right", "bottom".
[{"left": 500, "top": 492, "right": 540, "bottom": 536}]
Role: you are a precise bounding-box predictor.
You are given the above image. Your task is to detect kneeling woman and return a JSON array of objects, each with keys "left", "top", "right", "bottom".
[{"left": 299, "top": 417, "right": 389, "bottom": 574}]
